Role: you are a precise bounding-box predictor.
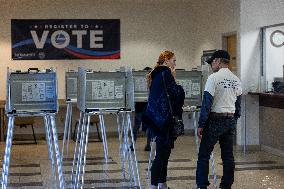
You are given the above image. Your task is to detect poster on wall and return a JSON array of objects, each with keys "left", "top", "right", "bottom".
[{"left": 11, "top": 19, "right": 120, "bottom": 60}]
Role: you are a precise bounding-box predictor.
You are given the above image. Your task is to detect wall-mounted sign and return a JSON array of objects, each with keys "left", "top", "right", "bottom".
[{"left": 11, "top": 19, "right": 120, "bottom": 60}]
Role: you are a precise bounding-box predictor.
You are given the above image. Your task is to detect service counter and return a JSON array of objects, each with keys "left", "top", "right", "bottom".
[{"left": 249, "top": 92, "right": 284, "bottom": 156}]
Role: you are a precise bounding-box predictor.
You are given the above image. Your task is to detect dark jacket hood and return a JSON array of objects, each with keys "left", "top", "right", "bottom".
[{"left": 151, "top": 66, "right": 171, "bottom": 79}]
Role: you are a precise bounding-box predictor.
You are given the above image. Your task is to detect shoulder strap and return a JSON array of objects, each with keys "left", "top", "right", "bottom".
[{"left": 162, "top": 72, "right": 174, "bottom": 117}]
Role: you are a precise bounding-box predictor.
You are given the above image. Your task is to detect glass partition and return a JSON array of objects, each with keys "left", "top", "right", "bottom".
[{"left": 262, "top": 24, "right": 284, "bottom": 92}]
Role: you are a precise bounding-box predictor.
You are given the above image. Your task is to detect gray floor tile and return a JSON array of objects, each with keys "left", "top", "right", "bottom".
[{"left": 0, "top": 135, "right": 284, "bottom": 188}]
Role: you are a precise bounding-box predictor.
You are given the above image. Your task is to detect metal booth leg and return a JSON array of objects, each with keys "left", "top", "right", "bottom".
[
  {"left": 119, "top": 111, "right": 141, "bottom": 187},
  {"left": 44, "top": 115, "right": 57, "bottom": 187},
  {"left": 126, "top": 112, "right": 135, "bottom": 186},
  {"left": 127, "top": 112, "right": 141, "bottom": 188},
  {"left": 98, "top": 113, "right": 108, "bottom": 162},
  {"left": 75, "top": 113, "right": 87, "bottom": 189},
  {"left": 116, "top": 112, "right": 123, "bottom": 157},
  {"left": 116, "top": 112, "right": 127, "bottom": 182},
  {"left": 123, "top": 114, "right": 134, "bottom": 187},
  {"left": 66, "top": 102, "right": 73, "bottom": 158},
  {"left": 101, "top": 114, "right": 109, "bottom": 158},
  {"left": 62, "top": 102, "right": 72, "bottom": 161},
  {"left": 121, "top": 112, "right": 126, "bottom": 178},
  {"left": 50, "top": 115, "right": 65, "bottom": 189},
  {"left": 80, "top": 115, "right": 91, "bottom": 189},
  {"left": 1, "top": 116, "right": 15, "bottom": 189},
  {"left": 71, "top": 111, "right": 83, "bottom": 187}
]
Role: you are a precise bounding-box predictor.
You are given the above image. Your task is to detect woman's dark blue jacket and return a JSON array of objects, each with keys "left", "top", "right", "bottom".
[{"left": 143, "top": 66, "right": 185, "bottom": 145}]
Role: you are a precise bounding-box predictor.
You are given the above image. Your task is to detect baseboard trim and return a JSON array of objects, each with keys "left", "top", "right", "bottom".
[
  {"left": 261, "top": 145, "right": 284, "bottom": 157},
  {"left": 235, "top": 145, "right": 260, "bottom": 151}
]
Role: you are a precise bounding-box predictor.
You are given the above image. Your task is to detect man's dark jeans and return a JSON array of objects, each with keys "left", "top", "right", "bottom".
[{"left": 196, "top": 117, "right": 236, "bottom": 189}]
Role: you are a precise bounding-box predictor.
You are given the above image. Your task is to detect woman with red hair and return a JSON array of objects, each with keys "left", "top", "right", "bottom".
[{"left": 143, "top": 51, "right": 185, "bottom": 189}]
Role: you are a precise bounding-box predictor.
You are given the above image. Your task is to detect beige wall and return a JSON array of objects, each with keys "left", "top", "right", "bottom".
[{"left": 0, "top": 0, "right": 239, "bottom": 100}]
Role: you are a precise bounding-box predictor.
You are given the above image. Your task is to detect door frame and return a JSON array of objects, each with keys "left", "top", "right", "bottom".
[{"left": 222, "top": 31, "right": 240, "bottom": 77}]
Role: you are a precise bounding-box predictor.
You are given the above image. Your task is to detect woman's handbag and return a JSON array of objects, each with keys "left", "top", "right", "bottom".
[
  {"left": 171, "top": 116, "right": 185, "bottom": 138},
  {"left": 162, "top": 72, "right": 185, "bottom": 137}
]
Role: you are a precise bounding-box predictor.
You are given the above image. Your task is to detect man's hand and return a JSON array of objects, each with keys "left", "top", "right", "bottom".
[{"left": 197, "top": 128, "right": 203, "bottom": 139}]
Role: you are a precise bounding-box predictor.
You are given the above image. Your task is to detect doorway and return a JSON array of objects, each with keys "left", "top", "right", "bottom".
[{"left": 223, "top": 33, "right": 237, "bottom": 73}]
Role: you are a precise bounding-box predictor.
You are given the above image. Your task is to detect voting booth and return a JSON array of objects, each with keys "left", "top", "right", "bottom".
[
  {"left": 133, "top": 70, "right": 149, "bottom": 102},
  {"left": 176, "top": 70, "right": 202, "bottom": 107},
  {"left": 77, "top": 68, "right": 134, "bottom": 111},
  {"left": 61, "top": 71, "right": 79, "bottom": 162},
  {"left": 70, "top": 67, "right": 141, "bottom": 189},
  {"left": 65, "top": 70, "right": 78, "bottom": 102},
  {"left": 6, "top": 68, "right": 58, "bottom": 113},
  {"left": 1, "top": 68, "right": 64, "bottom": 189}
]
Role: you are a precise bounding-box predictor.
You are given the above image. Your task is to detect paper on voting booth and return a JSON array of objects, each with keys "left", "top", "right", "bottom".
[
  {"left": 22, "top": 82, "right": 46, "bottom": 101},
  {"left": 92, "top": 80, "right": 115, "bottom": 100},
  {"left": 115, "top": 85, "right": 124, "bottom": 99}
]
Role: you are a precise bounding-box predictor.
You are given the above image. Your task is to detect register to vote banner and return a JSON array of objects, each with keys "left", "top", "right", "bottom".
[{"left": 11, "top": 19, "right": 120, "bottom": 60}]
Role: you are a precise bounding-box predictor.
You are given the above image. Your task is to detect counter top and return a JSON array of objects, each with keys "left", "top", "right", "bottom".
[
  {"left": 248, "top": 92, "right": 284, "bottom": 98},
  {"left": 248, "top": 92, "right": 284, "bottom": 109}
]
